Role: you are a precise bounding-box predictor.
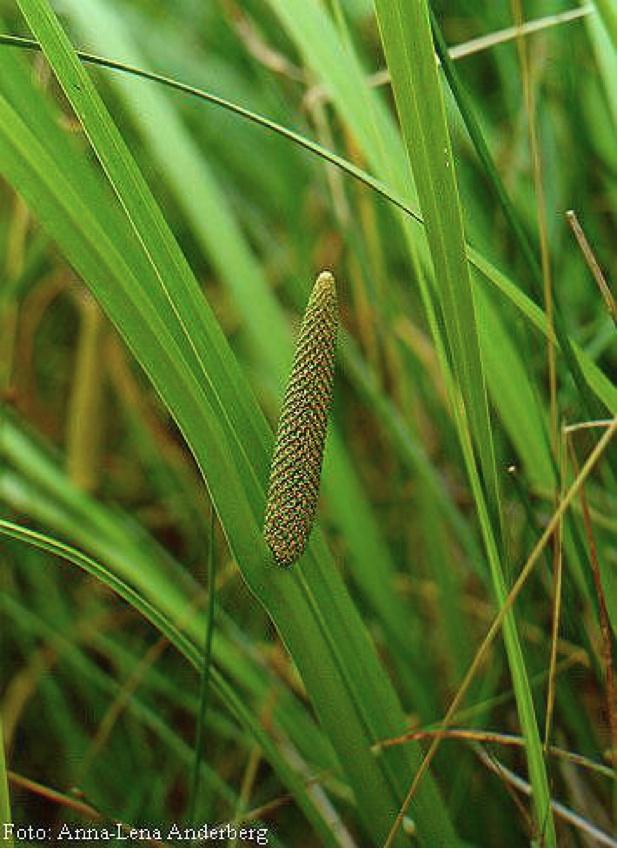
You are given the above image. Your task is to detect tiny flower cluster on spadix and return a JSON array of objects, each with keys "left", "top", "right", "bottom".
[{"left": 264, "top": 272, "right": 338, "bottom": 567}]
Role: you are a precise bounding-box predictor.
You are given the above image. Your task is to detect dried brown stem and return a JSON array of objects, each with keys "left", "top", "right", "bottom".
[
  {"left": 566, "top": 210, "right": 616, "bottom": 322},
  {"left": 567, "top": 436, "right": 617, "bottom": 763},
  {"left": 383, "top": 421, "right": 616, "bottom": 847}
]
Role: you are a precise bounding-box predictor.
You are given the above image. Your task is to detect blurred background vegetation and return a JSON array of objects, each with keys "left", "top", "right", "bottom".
[{"left": 0, "top": 0, "right": 615, "bottom": 846}]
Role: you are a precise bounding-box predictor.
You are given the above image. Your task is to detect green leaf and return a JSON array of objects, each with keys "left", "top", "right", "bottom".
[
  {"left": 0, "top": 715, "right": 11, "bottom": 849},
  {"left": 371, "top": 0, "right": 556, "bottom": 842}
]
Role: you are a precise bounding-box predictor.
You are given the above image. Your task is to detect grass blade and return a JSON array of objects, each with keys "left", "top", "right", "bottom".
[
  {"left": 0, "top": 717, "right": 11, "bottom": 849},
  {"left": 372, "top": 0, "right": 556, "bottom": 842},
  {"left": 592, "top": 0, "right": 617, "bottom": 47},
  {"left": 188, "top": 509, "right": 217, "bottom": 827}
]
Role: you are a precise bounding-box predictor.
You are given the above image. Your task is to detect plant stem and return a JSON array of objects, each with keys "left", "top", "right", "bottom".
[
  {"left": 187, "top": 507, "right": 217, "bottom": 827},
  {"left": 66, "top": 292, "right": 105, "bottom": 492},
  {"left": 0, "top": 716, "right": 13, "bottom": 849}
]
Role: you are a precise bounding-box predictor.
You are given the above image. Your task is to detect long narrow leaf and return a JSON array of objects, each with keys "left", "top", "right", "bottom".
[{"left": 372, "top": 0, "right": 556, "bottom": 842}]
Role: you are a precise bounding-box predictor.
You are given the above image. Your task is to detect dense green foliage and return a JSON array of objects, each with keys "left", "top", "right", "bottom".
[{"left": 0, "top": 0, "right": 615, "bottom": 846}]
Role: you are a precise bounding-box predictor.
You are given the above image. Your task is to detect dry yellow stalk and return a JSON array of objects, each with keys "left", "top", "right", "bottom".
[{"left": 264, "top": 271, "right": 338, "bottom": 566}]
